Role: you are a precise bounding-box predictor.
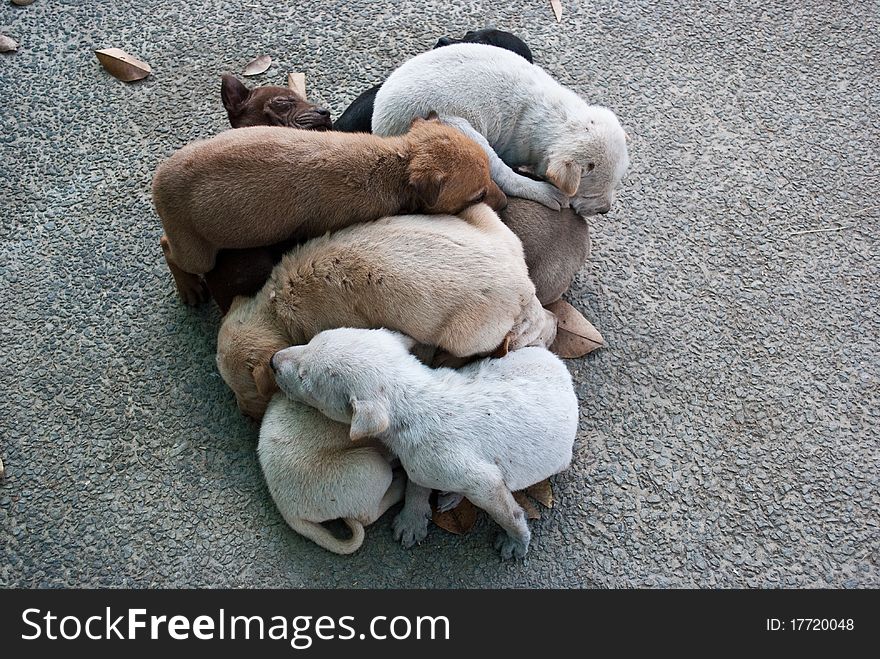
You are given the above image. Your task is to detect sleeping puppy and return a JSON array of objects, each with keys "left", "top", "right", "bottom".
[
  {"left": 258, "top": 394, "right": 404, "bottom": 554},
  {"left": 216, "top": 204, "right": 556, "bottom": 419},
  {"left": 334, "top": 28, "right": 532, "bottom": 134},
  {"left": 220, "top": 74, "right": 333, "bottom": 129},
  {"left": 372, "top": 43, "right": 630, "bottom": 215},
  {"left": 154, "top": 116, "right": 506, "bottom": 305},
  {"left": 270, "top": 328, "right": 579, "bottom": 560}
]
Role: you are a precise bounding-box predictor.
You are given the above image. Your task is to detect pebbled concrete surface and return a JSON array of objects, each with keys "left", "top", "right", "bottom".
[{"left": 1, "top": 0, "right": 878, "bottom": 588}]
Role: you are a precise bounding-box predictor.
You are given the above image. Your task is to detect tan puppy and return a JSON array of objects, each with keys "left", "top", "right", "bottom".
[
  {"left": 153, "top": 117, "right": 506, "bottom": 304},
  {"left": 216, "top": 204, "right": 556, "bottom": 419},
  {"left": 258, "top": 394, "right": 404, "bottom": 554}
]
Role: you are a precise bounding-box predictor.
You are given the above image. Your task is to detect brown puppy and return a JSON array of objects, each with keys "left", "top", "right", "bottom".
[
  {"left": 216, "top": 205, "right": 556, "bottom": 419},
  {"left": 220, "top": 74, "right": 333, "bottom": 130},
  {"left": 154, "top": 117, "right": 507, "bottom": 304}
]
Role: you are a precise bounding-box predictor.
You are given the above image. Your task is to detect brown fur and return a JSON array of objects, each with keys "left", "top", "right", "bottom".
[
  {"left": 153, "top": 117, "right": 507, "bottom": 304},
  {"left": 221, "top": 74, "right": 333, "bottom": 130},
  {"left": 216, "top": 204, "right": 556, "bottom": 419}
]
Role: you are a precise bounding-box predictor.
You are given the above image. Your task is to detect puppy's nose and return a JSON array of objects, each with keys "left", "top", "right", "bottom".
[{"left": 315, "top": 107, "right": 330, "bottom": 117}]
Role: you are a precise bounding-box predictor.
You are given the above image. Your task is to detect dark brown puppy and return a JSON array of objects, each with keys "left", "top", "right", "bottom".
[
  {"left": 221, "top": 74, "right": 332, "bottom": 130},
  {"left": 154, "top": 117, "right": 506, "bottom": 305}
]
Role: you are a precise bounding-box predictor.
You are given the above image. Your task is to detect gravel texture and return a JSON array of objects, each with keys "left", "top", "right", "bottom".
[{"left": 1, "top": 0, "right": 878, "bottom": 588}]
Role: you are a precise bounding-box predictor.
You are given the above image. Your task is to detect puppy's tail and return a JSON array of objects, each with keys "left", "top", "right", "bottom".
[{"left": 283, "top": 514, "right": 366, "bottom": 555}]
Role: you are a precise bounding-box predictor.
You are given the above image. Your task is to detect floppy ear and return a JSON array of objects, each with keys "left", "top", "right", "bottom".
[
  {"left": 410, "top": 171, "right": 444, "bottom": 209},
  {"left": 221, "top": 74, "right": 250, "bottom": 115},
  {"left": 252, "top": 361, "right": 278, "bottom": 397},
  {"left": 350, "top": 399, "right": 390, "bottom": 441},
  {"left": 546, "top": 159, "right": 582, "bottom": 197}
]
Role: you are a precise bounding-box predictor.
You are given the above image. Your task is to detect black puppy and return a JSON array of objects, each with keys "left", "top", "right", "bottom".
[{"left": 334, "top": 28, "right": 533, "bottom": 133}]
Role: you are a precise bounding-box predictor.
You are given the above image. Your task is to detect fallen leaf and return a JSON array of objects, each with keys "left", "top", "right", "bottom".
[
  {"left": 243, "top": 54, "right": 271, "bottom": 76},
  {"left": 550, "top": 0, "right": 563, "bottom": 22},
  {"left": 546, "top": 299, "right": 604, "bottom": 358},
  {"left": 288, "top": 72, "right": 306, "bottom": 97},
  {"left": 0, "top": 35, "right": 18, "bottom": 53},
  {"left": 0, "top": 456, "right": 5, "bottom": 479},
  {"left": 525, "top": 479, "right": 554, "bottom": 508},
  {"left": 513, "top": 492, "right": 541, "bottom": 520},
  {"left": 95, "top": 47, "right": 151, "bottom": 82},
  {"left": 12, "top": 0, "right": 36, "bottom": 6},
  {"left": 432, "top": 497, "right": 479, "bottom": 535}
]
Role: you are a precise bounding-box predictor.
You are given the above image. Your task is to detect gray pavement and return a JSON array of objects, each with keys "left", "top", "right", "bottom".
[{"left": 1, "top": 0, "right": 878, "bottom": 588}]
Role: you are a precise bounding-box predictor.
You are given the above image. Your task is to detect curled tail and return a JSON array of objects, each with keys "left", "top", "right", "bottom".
[{"left": 282, "top": 513, "right": 365, "bottom": 555}]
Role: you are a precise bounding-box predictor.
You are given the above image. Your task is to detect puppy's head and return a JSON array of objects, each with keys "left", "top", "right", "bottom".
[
  {"left": 271, "top": 328, "right": 417, "bottom": 441},
  {"left": 405, "top": 115, "right": 507, "bottom": 214},
  {"left": 544, "top": 106, "right": 630, "bottom": 216},
  {"left": 216, "top": 294, "right": 287, "bottom": 420},
  {"left": 434, "top": 28, "right": 533, "bottom": 63},
  {"left": 221, "top": 74, "right": 332, "bottom": 130}
]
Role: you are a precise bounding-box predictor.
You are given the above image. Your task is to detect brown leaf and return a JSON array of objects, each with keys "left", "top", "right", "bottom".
[
  {"left": 525, "top": 479, "right": 554, "bottom": 508},
  {"left": 0, "top": 35, "right": 19, "bottom": 53},
  {"left": 546, "top": 299, "right": 604, "bottom": 358},
  {"left": 242, "top": 54, "right": 271, "bottom": 77},
  {"left": 513, "top": 492, "right": 541, "bottom": 520},
  {"left": 95, "top": 48, "right": 151, "bottom": 82},
  {"left": 12, "top": 0, "right": 36, "bottom": 6},
  {"left": 288, "top": 72, "right": 306, "bottom": 97},
  {"left": 432, "top": 497, "right": 479, "bottom": 535},
  {"left": 550, "top": 0, "right": 563, "bottom": 23}
]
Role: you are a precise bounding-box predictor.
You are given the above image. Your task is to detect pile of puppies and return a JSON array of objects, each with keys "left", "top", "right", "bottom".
[{"left": 152, "top": 29, "right": 629, "bottom": 559}]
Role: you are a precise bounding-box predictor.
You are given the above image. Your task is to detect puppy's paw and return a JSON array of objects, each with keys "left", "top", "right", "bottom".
[
  {"left": 494, "top": 532, "right": 529, "bottom": 560},
  {"left": 436, "top": 491, "right": 464, "bottom": 513},
  {"left": 392, "top": 510, "right": 429, "bottom": 548},
  {"left": 177, "top": 276, "right": 209, "bottom": 306},
  {"left": 528, "top": 181, "right": 569, "bottom": 211}
]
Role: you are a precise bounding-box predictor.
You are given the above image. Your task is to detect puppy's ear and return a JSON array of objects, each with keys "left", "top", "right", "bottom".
[
  {"left": 350, "top": 399, "right": 390, "bottom": 441},
  {"left": 221, "top": 74, "right": 250, "bottom": 115},
  {"left": 252, "top": 361, "right": 278, "bottom": 397},
  {"left": 545, "top": 159, "right": 582, "bottom": 197},
  {"left": 409, "top": 171, "right": 444, "bottom": 209}
]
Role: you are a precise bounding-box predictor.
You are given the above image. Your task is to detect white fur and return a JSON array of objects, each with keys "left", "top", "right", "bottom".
[
  {"left": 372, "top": 43, "right": 629, "bottom": 215},
  {"left": 271, "top": 328, "right": 579, "bottom": 559},
  {"left": 258, "top": 394, "right": 404, "bottom": 554}
]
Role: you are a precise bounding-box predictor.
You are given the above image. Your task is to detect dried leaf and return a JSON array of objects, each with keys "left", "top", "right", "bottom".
[
  {"left": 550, "top": 0, "right": 563, "bottom": 23},
  {"left": 513, "top": 492, "right": 541, "bottom": 520},
  {"left": 0, "top": 455, "right": 5, "bottom": 479},
  {"left": 432, "top": 497, "right": 479, "bottom": 535},
  {"left": 243, "top": 54, "right": 271, "bottom": 76},
  {"left": 287, "top": 72, "right": 306, "bottom": 97},
  {"left": 525, "top": 479, "right": 554, "bottom": 508},
  {"left": 95, "top": 47, "right": 151, "bottom": 82},
  {"left": 546, "top": 299, "right": 604, "bottom": 358},
  {"left": 12, "top": 0, "right": 36, "bottom": 6},
  {"left": 0, "top": 35, "right": 19, "bottom": 53}
]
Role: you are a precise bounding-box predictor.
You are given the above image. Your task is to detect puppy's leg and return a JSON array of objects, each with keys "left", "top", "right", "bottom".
[
  {"left": 160, "top": 235, "right": 209, "bottom": 306},
  {"left": 466, "top": 477, "right": 531, "bottom": 560},
  {"left": 439, "top": 116, "right": 569, "bottom": 211},
  {"left": 392, "top": 479, "right": 433, "bottom": 548}
]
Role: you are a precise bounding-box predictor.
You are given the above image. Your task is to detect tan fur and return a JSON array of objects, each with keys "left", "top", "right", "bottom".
[
  {"left": 216, "top": 204, "right": 556, "bottom": 419},
  {"left": 153, "top": 118, "right": 505, "bottom": 304}
]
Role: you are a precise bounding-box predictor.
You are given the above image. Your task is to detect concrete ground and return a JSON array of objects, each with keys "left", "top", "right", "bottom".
[{"left": 1, "top": 0, "right": 878, "bottom": 588}]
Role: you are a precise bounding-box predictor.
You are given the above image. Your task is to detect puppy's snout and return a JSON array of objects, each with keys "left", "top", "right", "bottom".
[
  {"left": 314, "top": 107, "right": 331, "bottom": 117},
  {"left": 596, "top": 203, "right": 611, "bottom": 215}
]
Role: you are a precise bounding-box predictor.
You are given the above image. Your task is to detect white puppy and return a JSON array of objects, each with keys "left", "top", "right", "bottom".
[
  {"left": 271, "top": 328, "right": 579, "bottom": 559},
  {"left": 372, "top": 43, "right": 629, "bottom": 216},
  {"left": 258, "top": 394, "right": 404, "bottom": 554}
]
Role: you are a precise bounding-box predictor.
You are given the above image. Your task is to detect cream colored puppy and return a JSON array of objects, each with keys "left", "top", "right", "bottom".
[
  {"left": 217, "top": 204, "right": 556, "bottom": 419},
  {"left": 258, "top": 394, "right": 404, "bottom": 554},
  {"left": 271, "top": 328, "right": 579, "bottom": 560}
]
